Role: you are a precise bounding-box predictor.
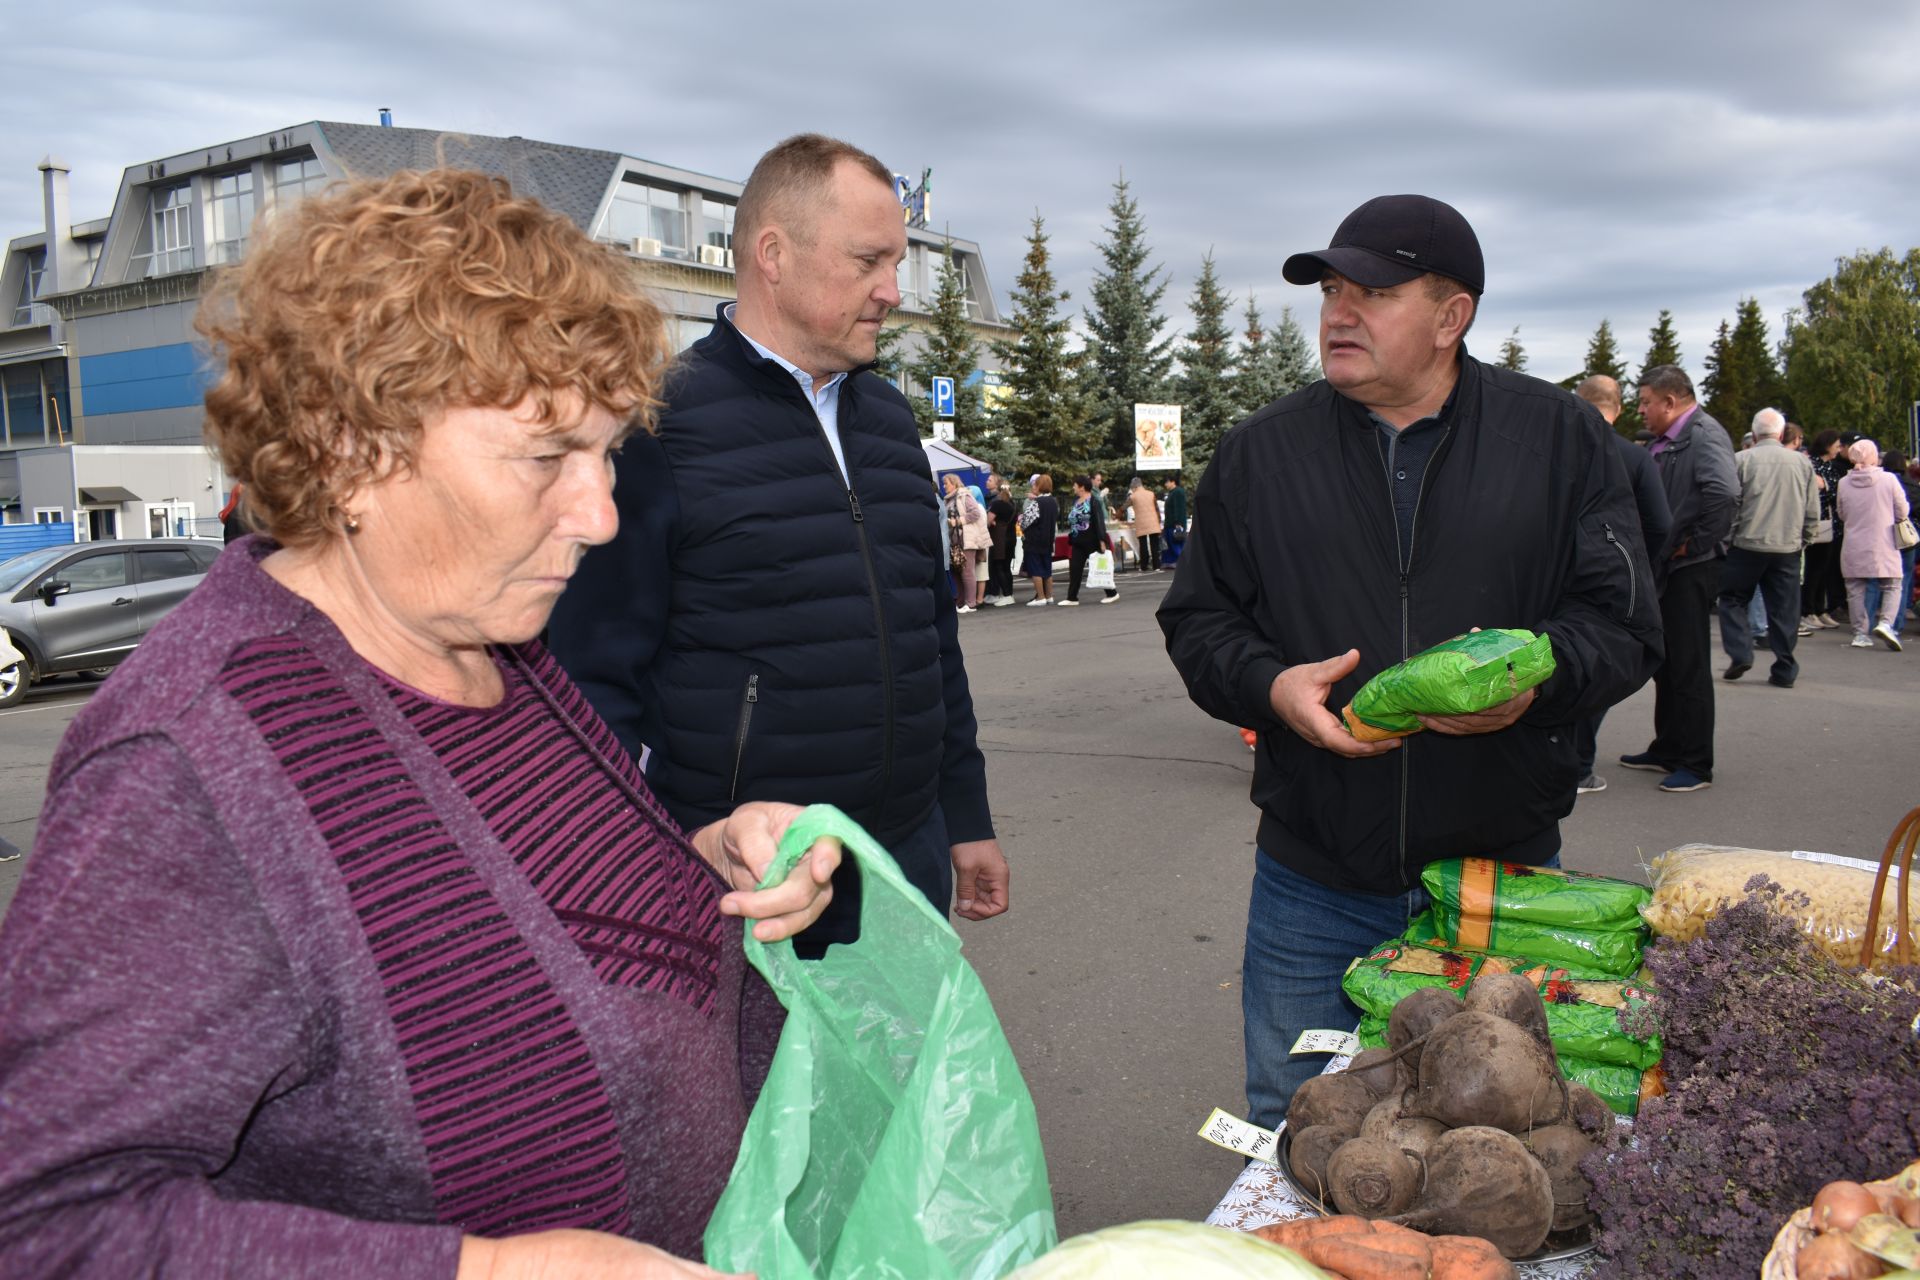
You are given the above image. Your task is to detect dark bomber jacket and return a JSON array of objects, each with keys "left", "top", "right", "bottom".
[
  {"left": 548, "top": 308, "right": 992, "bottom": 849},
  {"left": 1158, "top": 355, "right": 1663, "bottom": 894}
]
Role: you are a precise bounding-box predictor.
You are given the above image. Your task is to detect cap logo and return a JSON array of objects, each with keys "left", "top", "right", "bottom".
[{"left": 1394, "top": 249, "right": 1418, "bottom": 259}]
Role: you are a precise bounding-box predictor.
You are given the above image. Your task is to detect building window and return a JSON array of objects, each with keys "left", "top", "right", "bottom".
[
  {"left": 10, "top": 248, "right": 45, "bottom": 327},
  {"left": 32, "top": 507, "right": 63, "bottom": 524},
  {"left": 605, "top": 179, "right": 689, "bottom": 257},
  {"left": 145, "top": 503, "right": 194, "bottom": 538},
  {"left": 897, "top": 245, "right": 925, "bottom": 310},
  {"left": 270, "top": 153, "right": 329, "bottom": 206},
  {"left": 2, "top": 364, "right": 46, "bottom": 444},
  {"left": 131, "top": 183, "right": 195, "bottom": 278},
  {"left": 208, "top": 169, "right": 256, "bottom": 265},
  {"left": 700, "top": 197, "right": 735, "bottom": 251}
]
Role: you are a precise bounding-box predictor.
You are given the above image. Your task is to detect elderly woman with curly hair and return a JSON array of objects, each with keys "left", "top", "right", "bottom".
[{"left": 0, "top": 170, "right": 842, "bottom": 1278}]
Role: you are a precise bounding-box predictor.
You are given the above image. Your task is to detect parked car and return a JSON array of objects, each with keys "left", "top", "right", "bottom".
[{"left": 0, "top": 538, "right": 223, "bottom": 707}]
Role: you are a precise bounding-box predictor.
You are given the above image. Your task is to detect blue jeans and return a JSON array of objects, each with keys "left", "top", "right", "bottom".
[
  {"left": 1243, "top": 849, "right": 1559, "bottom": 1131},
  {"left": 1864, "top": 546, "right": 1916, "bottom": 636}
]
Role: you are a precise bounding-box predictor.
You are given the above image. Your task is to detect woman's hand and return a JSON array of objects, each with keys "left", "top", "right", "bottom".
[
  {"left": 460, "top": 1229, "right": 752, "bottom": 1278},
  {"left": 691, "top": 802, "right": 842, "bottom": 942}
]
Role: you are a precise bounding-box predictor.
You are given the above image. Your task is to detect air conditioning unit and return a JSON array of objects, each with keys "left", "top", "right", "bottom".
[
  {"left": 631, "top": 237, "right": 663, "bottom": 257},
  {"left": 725, "top": 248, "right": 735, "bottom": 269},
  {"left": 698, "top": 244, "right": 727, "bottom": 267}
]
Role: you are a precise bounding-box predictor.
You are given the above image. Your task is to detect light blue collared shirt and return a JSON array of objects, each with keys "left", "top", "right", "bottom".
[{"left": 724, "top": 304, "right": 850, "bottom": 482}]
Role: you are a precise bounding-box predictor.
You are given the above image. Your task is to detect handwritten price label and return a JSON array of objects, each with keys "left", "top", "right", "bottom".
[
  {"left": 1197, "top": 1107, "right": 1279, "bottom": 1162},
  {"left": 1289, "top": 1029, "right": 1362, "bottom": 1057}
]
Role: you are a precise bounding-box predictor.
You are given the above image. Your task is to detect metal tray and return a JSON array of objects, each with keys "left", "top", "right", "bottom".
[{"left": 1275, "top": 1127, "right": 1597, "bottom": 1264}]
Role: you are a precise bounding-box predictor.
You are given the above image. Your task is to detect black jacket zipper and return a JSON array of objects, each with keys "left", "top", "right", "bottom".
[
  {"left": 1603, "top": 522, "right": 1636, "bottom": 619},
  {"left": 728, "top": 673, "right": 758, "bottom": 804},
  {"left": 846, "top": 484, "right": 897, "bottom": 829}
]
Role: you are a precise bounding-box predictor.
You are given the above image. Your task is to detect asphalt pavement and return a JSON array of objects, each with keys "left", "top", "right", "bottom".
[{"left": 1, "top": 575, "right": 1916, "bottom": 1238}]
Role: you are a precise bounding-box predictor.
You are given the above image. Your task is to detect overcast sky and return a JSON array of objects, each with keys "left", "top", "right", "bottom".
[{"left": 6, "top": 1, "right": 1918, "bottom": 387}]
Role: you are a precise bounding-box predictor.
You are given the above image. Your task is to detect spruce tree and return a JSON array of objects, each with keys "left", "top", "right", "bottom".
[
  {"left": 907, "top": 238, "right": 984, "bottom": 446},
  {"left": 1498, "top": 326, "right": 1528, "bottom": 372},
  {"left": 1268, "top": 304, "right": 1319, "bottom": 396},
  {"left": 1582, "top": 318, "right": 1629, "bottom": 384},
  {"left": 989, "top": 213, "right": 1100, "bottom": 479},
  {"left": 1083, "top": 176, "right": 1174, "bottom": 464},
  {"left": 1643, "top": 309, "right": 1683, "bottom": 371},
  {"left": 1701, "top": 297, "right": 1786, "bottom": 431},
  {"left": 1176, "top": 252, "right": 1238, "bottom": 478},
  {"left": 1237, "top": 296, "right": 1279, "bottom": 412}
]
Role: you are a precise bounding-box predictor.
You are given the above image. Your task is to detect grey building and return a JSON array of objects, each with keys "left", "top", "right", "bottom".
[{"left": 0, "top": 120, "right": 1009, "bottom": 539}]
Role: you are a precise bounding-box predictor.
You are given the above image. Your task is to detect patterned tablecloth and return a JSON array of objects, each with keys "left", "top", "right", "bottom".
[{"left": 1202, "top": 1051, "right": 1601, "bottom": 1279}]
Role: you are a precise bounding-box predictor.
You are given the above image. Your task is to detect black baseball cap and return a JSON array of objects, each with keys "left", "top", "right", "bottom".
[{"left": 1282, "top": 194, "right": 1485, "bottom": 295}]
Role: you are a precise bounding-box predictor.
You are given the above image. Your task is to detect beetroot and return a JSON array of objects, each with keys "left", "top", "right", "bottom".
[
  {"left": 1328, "top": 1136, "right": 1423, "bottom": 1219},
  {"left": 1464, "top": 970, "right": 1554, "bottom": 1057},
  {"left": 1522, "top": 1123, "right": 1597, "bottom": 1231},
  {"left": 1403, "top": 1010, "right": 1567, "bottom": 1133},
  {"left": 1286, "top": 1071, "right": 1378, "bottom": 1139},
  {"left": 1360, "top": 1095, "right": 1447, "bottom": 1160},
  {"left": 1287, "top": 1123, "right": 1347, "bottom": 1202},
  {"left": 1387, "top": 1125, "right": 1555, "bottom": 1258},
  {"left": 1341, "top": 1046, "right": 1401, "bottom": 1098},
  {"left": 1387, "top": 986, "right": 1465, "bottom": 1085},
  {"left": 1564, "top": 1082, "right": 1614, "bottom": 1137}
]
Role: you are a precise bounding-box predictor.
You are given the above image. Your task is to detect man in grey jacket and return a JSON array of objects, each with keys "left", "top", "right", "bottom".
[
  {"left": 1717, "top": 407, "right": 1821, "bottom": 687},
  {"left": 1620, "top": 365, "right": 1739, "bottom": 792}
]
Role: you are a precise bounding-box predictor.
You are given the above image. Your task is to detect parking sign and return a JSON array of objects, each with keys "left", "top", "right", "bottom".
[{"left": 932, "top": 376, "right": 955, "bottom": 418}]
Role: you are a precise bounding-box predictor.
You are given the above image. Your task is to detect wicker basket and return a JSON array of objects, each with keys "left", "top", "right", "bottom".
[{"left": 1760, "top": 1172, "right": 1908, "bottom": 1280}]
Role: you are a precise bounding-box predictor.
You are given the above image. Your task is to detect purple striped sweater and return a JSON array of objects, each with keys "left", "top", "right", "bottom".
[{"left": 0, "top": 539, "right": 783, "bottom": 1277}]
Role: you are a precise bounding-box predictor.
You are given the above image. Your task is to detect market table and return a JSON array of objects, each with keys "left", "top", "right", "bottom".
[{"left": 1202, "top": 1049, "right": 1602, "bottom": 1279}]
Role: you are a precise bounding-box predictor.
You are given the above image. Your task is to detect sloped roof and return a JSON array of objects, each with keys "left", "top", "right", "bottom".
[{"left": 314, "top": 123, "right": 622, "bottom": 231}]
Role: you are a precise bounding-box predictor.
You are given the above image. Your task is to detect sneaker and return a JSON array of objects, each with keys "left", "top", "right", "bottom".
[
  {"left": 1025, "top": 598, "right": 1051, "bottom": 607},
  {"left": 1722, "top": 661, "right": 1751, "bottom": 681},
  {"left": 1658, "top": 768, "right": 1713, "bottom": 793},
  {"left": 1768, "top": 675, "right": 1795, "bottom": 688},
  {"left": 1797, "top": 623, "right": 1815, "bottom": 637},
  {"left": 1873, "top": 622, "right": 1903, "bottom": 652},
  {"left": 1850, "top": 633, "right": 1874, "bottom": 648},
  {"left": 1576, "top": 773, "right": 1607, "bottom": 795},
  {"left": 1817, "top": 613, "right": 1841, "bottom": 628},
  {"left": 956, "top": 605, "right": 974, "bottom": 614},
  {"left": 0, "top": 837, "right": 19, "bottom": 863},
  {"left": 1057, "top": 598, "right": 1081, "bottom": 607},
  {"left": 1099, "top": 594, "right": 1120, "bottom": 604},
  {"left": 991, "top": 596, "right": 1016, "bottom": 608},
  {"left": 1618, "top": 751, "right": 1670, "bottom": 772}
]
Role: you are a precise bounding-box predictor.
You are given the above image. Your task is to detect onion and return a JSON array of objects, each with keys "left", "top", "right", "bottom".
[
  {"left": 1812, "top": 1181, "right": 1884, "bottom": 1235},
  {"left": 1795, "top": 1232, "right": 1887, "bottom": 1280}
]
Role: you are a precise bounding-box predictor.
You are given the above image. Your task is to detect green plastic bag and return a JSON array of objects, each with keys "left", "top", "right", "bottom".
[
  {"left": 1354, "top": 1019, "right": 1644, "bottom": 1115},
  {"left": 702, "top": 806, "right": 1057, "bottom": 1280},
  {"left": 1417, "top": 859, "right": 1650, "bottom": 977},
  {"left": 1343, "top": 628, "right": 1555, "bottom": 739}
]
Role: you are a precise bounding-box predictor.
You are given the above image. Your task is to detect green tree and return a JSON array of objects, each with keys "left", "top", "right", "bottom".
[
  {"left": 1083, "top": 175, "right": 1175, "bottom": 463},
  {"left": 1782, "top": 248, "right": 1920, "bottom": 448},
  {"left": 1643, "top": 309, "right": 1683, "bottom": 371},
  {"left": 1701, "top": 297, "right": 1786, "bottom": 433},
  {"left": 872, "top": 323, "right": 909, "bottom": 385},
  {"left": 1498, "top": 326, "right": 1527, "bottom": 372},
  {"left": 907, "top": 237, "right": 985, "bottom": 446},
  {"left": 1268, "top": 304, "right": 1319, "bottom": 397},
  {"left": 1236, "top": 296, "right": 1277, "bottom": 412},
  {"left": 989, "top": 213, "right": 1101, "bottom": 479},
  {"left": 1582, "top": 318, "right": 1629, "bottom": 384},
  {"left": 1176, "top": 252, "right": 1238, "bottom": 478}
]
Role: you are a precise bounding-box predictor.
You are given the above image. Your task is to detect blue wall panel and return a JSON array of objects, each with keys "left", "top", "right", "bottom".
[
  {"left": 0, "top": 523, "right": 77, "bottom": 560},
  {"left": 78, "top": 344, "right": 212, "bottom": 415}
]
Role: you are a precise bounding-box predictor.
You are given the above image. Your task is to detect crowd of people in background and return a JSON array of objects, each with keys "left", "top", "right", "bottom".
[{"left": 944, "top": 470, "right": 1189, "bottom": 611}]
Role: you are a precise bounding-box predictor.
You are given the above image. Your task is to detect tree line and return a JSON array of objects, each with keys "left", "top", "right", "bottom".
[{"left": 890, "top": 183, "right": 1920, "bottom": 486}]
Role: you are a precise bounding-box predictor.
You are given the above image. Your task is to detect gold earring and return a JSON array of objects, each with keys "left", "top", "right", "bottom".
[{"left": 343, "top": 510, "right": 360, "bottom": 534}]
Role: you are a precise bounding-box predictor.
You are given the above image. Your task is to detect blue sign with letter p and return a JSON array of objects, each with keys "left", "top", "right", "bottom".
[{"left": 932, "top": 376, "right": 956, "bottom": 418}]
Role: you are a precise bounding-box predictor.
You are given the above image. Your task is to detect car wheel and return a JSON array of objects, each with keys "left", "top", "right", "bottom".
[
  {"left": 0, "top": 659, "right": 30, "bottom": 709},
  {"left": 79, "top": 667, "right": 116, "bottom": 681}
]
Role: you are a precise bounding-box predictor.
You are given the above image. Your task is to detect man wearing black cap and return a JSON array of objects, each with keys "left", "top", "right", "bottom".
[{"left": 1158, "top": 195, "right": 1663, "bottom": 1129}]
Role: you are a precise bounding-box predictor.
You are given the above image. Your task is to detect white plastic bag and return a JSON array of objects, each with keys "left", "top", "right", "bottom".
[{"left": 1085, "top": 550, "right": 1115, "bottom": 590}]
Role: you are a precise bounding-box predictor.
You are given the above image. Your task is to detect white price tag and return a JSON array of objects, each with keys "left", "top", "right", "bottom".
[
  {"left": 1197, "top": 1107, "right": 1280, "bottom": 1162},
  {"left": 1791, "top": 849, "right": 1901, "bottom": 878},
  {"left": 1289, "top": 1028, "right": 1362, "bottom": 1057}
]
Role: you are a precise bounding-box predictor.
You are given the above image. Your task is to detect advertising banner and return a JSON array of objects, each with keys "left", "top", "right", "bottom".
[{"left": 1133, "top": 404, "right": 1182, "bottom": 471}]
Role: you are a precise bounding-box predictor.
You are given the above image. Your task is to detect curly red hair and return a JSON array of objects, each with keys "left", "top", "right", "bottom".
[{"left": 197, "top": 167, "right": 669, "bottom": 546}]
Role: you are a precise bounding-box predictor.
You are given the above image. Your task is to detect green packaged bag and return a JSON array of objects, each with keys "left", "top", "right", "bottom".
[
  {"left": 703, "top": 806, "right": 1057, "bottom": 1280},
  {"left": 1356, "top": 1017, "right": 1645, "bottom": 1116},
  {"left": 1341, "top": 628, "right": 1555, "bottom": 741},
  {"left": 1342, "top": 938, "right": 1662, "bottom": 1070},
  {"left": 1401, "top": 901, "right": 1644, "bottom": 982},
  {"left": 1421, "top": 857, "right": 1649, "bottom": 947}
]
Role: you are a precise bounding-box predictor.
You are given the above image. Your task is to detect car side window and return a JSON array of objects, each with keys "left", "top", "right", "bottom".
[
  {"left": 50, "top": 553, "right": 129, "bottom": 592},
  {"left": 137, "top": 549, "right": 201, "bottom": 582},
  {"left": 187, "top": 544, "right": 221, "bottom": 571}
]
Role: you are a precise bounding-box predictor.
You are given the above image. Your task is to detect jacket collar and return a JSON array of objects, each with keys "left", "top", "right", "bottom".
[{"left": 706, "top": 301, "right": 880, "bottom": 381}]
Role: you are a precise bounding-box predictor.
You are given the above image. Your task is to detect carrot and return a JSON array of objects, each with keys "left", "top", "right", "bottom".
[
  {"left": 1304, "top": 1229, "right": 1435, "bottom": 1280},
  {"left": 1428, "top": 1233, "right": 1518, "bottom": 1280},
  {"left": 1250, "top": 1214, "right": 1372, "bottom": 1252}
]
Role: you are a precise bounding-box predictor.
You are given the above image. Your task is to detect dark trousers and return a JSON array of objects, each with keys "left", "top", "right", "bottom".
[
  {"left": 1717, "top": 547, "right": 1803, "bottom": 683},
  {"left": 1573, "top": 709, "right": 1605, "bottom": 777},
  {"left": 1067, "top": 546, "right": 1093, "bottom": 601},
  {"left": 1646, "top": 559, "right": 1720, "bottom": 778},
  {"left": 988, "top": 554, "right": 1014, "bottom": 599},
  {"left": 1140, "top": 532, "right": 1163, "bottom": 570},
  {"left": 794, "top": 802, "right": 952, "bottom": 958},
  {"left": 1802, "top": 539, "right": 1842, "bottom": 618}
]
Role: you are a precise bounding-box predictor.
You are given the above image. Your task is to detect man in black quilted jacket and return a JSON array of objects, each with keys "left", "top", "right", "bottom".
[{"left": 549, "top": 135, "right": 1009, "bottom": 947}]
